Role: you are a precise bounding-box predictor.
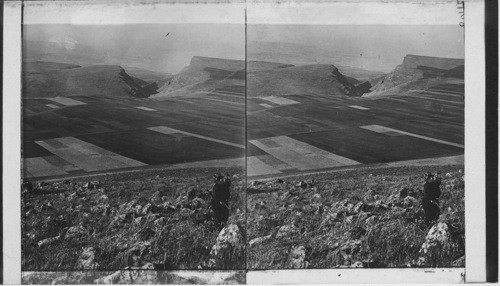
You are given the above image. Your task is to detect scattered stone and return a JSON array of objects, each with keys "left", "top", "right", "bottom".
[
  {"left": 75, "top": 247, "right": 99, "bottom": 269},
  {"left": 141, "top": 203, "right": 153, "bottom": 215},
  {"left": 353, "top": 202, "right": 364, "bottom": 213},
  {"left": 190, "top": 197, "right": 205, "bottom": 209},
  {"left": 82, "top": 182, "right": 94, "bottom": 189},
  {"left": 289, "top": 245, "right": 308, "bottom": 268},
  {"left": 64, "top": 225, "right": 87, "bottom": 239},
  {"left": 274, "top": 178, "right": 284, "bottom": 184},
  {"left": 37, "top": 236, "right": 60, "bottom": 247},
  {"left": 350, "top": 261, "right": 364, "bottom": 268},
  {"left": 403, "top": 196, "right": 419, "bottom": 208},
  {"left": 249, "top": 235, "right": 272, "bottom": 246},
  {"left": 276, "top": 224, "right": 300, "bottom": 238},
  {"left": 251, "top": 181, "right": 263, "bottom": 187},
  {"left": 296, "top": 181, "right": 308, "bottom": 188},
  {"left": 207, "top": 224, "right": 244, "bottom": 268},
  {"left": 38, "top": 181, "right": 49, "bottom": 188},
  {"left": 97, "top": 194, "right": 109, "bottom": 203}
]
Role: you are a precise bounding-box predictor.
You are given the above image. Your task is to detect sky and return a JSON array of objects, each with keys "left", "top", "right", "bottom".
[{"left": 22, "top": 1, "right": 464, "bottom": 74}]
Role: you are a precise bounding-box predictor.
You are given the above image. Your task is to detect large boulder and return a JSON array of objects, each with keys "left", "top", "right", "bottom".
[
  {"left": 416, "top": 222, "right": 451, "bottom": 266},
  {"left": 207, "top": 224, "right": 245, "bottom": 268}
]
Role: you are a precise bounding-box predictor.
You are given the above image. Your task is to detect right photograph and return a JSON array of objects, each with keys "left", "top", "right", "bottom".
[{"left": 246, "top": 4, "right": 465, "bottom": 269}]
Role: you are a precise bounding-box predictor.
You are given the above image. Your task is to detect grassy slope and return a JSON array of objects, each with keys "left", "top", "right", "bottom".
[
  {"left": 247, "top": 164, "right": 464, "bottom": 269},
  {"left": 22, "top": 167, "right": 245, "bottom": 271}
]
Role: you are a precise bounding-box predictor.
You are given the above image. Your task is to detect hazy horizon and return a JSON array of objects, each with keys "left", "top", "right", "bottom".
[{"left": 24, "top": 24, "right": 464, "bottom": 74}]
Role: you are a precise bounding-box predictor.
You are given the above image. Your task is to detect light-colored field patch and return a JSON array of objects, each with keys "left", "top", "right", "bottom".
[
  {"left": 24, "top": 157, "right": 68, "bottom": 177},
  {"left": 148, "top": 126, "right": 245, "bottom": 148},
  {"left": 261, "top": 96, "right": 299, "bottom": 106},
  {"left": 136, "top": 106, "right": 157, "bottom": 112},
  {"left": 348, "top": 105, "right": 370, "bottom": 110},
  {"left": 47, "top": 97, "right": 86, "bottom": 106},
  {"left": 249, "top": 136, "right": 360, "bottom": 171},
  {"left": 259, "top": 103, "right": 274, "bottom": 108},
  {"left": 360, "top": 125, "right": 464, "bottom": 148},
  {"left": 247, "top": 156, "right": 282, "bottom": 176},
  {"left": 45, "top": 104, "right": 59, "bottom": 109},
  {"left": 36, "top": 137, "right": 146, "bottom": 172}
]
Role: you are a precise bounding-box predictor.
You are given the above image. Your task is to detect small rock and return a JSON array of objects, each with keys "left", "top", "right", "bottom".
[
  {"left": 289, "top": 245, "right": 308, "bottom": 268},
  {"left": 350, "top": 261, "right": 364, "bottom": 268},
  {"left": 37, "top": 236, "right": 60, "bottom": 247},
  {"left": 141, "top": 203, "right": 153, "bottom": 215},
  {"left": 403, "top": 196, "right": 419, "bottom": 208},
  {"left": 153, "top": 217, "right": 167, "bottom": 227},
  {"left": 83, "top": 182, "right": 94, "bottom": 189},
  {"left": 365, "top": 216, "right": 377, "bottom": 225},
  {"left": 296, "top": 181, "right": 308, "bottom": 188},
  {"left": 276, "top": 224, "right": 300, "bottom": 238},
  {"left": 65, "top": 225, "right": 87, "bottom": 239},
  {"left": 190, "top": 197, "right": 205, "bottom": 209},
  {"left": 251, "top": 181, "right": 263, "bottom": 187},
  {"left": 312, "top": 193, "right": 322, "bottom": 200},
  {"left": 75, "top": 247, "right": 99, "bottom": 269},
  {"left": 249, "top": 235, "right": 272, "bottom": 246},
  {"left": 353, "top": 201, "right": 364, "bottom": 213}
]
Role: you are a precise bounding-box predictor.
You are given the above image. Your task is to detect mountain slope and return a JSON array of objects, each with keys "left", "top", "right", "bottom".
[
  {"left": 366, "top": 55, "right": 464, "bottom": 97},
  {"left": 155, "top": 56, "right": 246, "bottom": 97},
  {"left": 248, "top": 64, "right": 363, "bottom": 98},
  {"left": 23, "top": 61, "right": 158, "bottom": 98}
]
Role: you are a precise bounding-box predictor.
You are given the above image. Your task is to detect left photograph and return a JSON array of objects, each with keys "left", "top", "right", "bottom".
[{"left": 20, "top": 2, "right": 246, "bottom": 283}]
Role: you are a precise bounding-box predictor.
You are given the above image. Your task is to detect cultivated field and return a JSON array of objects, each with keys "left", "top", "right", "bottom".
[
  {"left": 246, "top": 82, "right": 464, "bottom": 178},
  {"left": 22, "top": 83, "right": 245, "bottom": 180}
]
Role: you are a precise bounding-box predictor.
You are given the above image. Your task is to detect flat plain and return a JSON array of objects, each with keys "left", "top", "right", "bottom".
[{"left": 246, "top": 82, "right": 464, "bottom": 178}]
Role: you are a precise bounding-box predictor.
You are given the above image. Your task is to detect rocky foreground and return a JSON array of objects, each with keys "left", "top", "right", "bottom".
[
  {"left": 247, "top": 165, "right": 465, "bottom": 269},
  {"left": 21, "top": 167, "right": 246, "bottom": 284}
]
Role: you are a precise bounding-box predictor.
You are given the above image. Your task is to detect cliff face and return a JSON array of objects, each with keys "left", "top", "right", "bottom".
[
  {"left": 366, "top": 55, "right": 464, "bottom": 97},
  {"left": 247, "top": 64, "right": 363, "bottom": 98},
  {"left": 23, "top": 61, "right": 158, "bottom": 98}
]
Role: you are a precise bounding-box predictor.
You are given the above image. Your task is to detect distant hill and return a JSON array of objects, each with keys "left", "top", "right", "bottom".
[
  {"left": 122, "top": 66, "right": 171, "bottom": 84},
  {"left": 156, "top": 56, "right": 246, "bottom": 97},
  {"left": 23, "top": 61, "right": 158, "bottom": 98},
  {"left": 247, "top": 41, "right": 386, "bottom": 82},
  {"left": 366, "top": 55, "right": 464, "bottom": 97},
  {"left": 248, "top": 64, "right": 364, "bottom": 98}
]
